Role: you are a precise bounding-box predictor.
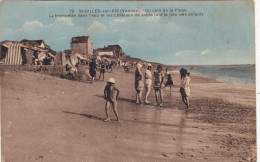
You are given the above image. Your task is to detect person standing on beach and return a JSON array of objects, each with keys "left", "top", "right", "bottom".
[
  {"left": 180, "top": 69, "right": 190, "bottom": 109},
  {"left": 89, "top": 58, "right": 97, "bottom": 84},
  {"left": 180, "top": 68, "right": 185, "bottom": 79},
  {"left": 144, "top": 63, "right": 153, "bottom": 104},
  {"left": 99, "top": 62, "right": 105, "bottom": 81},
  {"left": 154, "top": 65, "right": 164, "bottom": 107},
  {"left": 104, "top": 78, "right": 120, "bottom": 122},
  {"left": 135, "top": 63, "right": 144, "bottom": 104},
  {"left": 65, "top": 64, "right": 71, "bottom": 72},
  {"left": 109, "top": 62, "right": 114, "bottom": 73},
  {"left": 165, "top": 69, "right": 173, "bottom": 91},
  {"left": 106, "top": 62, "right": 109, "bottom": 72}
]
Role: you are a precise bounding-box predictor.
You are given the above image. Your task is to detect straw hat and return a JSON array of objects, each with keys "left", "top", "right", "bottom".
[
  {"left": 147, "top": 63, "right": 152, "bottom": 67},
  {"left": 107, "top": 78, "right": 116, "bottom": 84}
]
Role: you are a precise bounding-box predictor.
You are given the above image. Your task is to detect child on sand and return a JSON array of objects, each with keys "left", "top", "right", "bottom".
[
  {"left": 180, "top": 69, "right": 190, "bottom": 109},
  {"left": 104, "top": 78, "right": 120, "bottom": 122},
  {"left": 154, "top": 65, "right": 164, "bottom": 107},
  {"left": 135, "top": 63, "right": 144, "bottom": 104},
  {"left": 165, "top": 69, "right": 173, "bottom": 91}
]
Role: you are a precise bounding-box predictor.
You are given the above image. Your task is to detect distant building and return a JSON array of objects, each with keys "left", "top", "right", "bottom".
[
  {"left": 107, "top": 45, "right": 123, "bottom": 57},
  {"left": 70, "top": 36, "right": 93, "bottom": 57},
  {"left": 94, "top": 47, "right": 114, "bottom": 57},
  {"left": 20, "top": 39, "right": 50, "bottom": 49},
  {"left": 94, "top": 44, "right": 124, "bottom": 57}
]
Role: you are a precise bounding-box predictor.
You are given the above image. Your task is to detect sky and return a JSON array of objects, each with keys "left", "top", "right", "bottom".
[{"left": 0, "top": 1, "right": 255, "bottom": 65}]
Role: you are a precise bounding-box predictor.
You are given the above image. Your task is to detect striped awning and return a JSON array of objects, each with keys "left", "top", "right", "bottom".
[{"left": 4, "top": 42, "right": 23, "bottom": 65}]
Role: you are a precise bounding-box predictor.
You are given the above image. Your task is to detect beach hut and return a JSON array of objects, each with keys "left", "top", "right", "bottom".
[
  {"left": 0, "top": 40, "right": 57, "bottom": 65},
  {"left": 0, "top": 41, "right": 25, "bottom": 65}
]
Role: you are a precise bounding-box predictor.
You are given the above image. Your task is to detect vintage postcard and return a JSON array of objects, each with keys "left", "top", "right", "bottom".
[{"left": 0, "top": 1, "right": 256, "bottom": 161}]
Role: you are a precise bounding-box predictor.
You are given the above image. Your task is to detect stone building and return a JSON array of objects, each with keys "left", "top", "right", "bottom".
[
  {"left": 94, "top": 45, "right": 124, "bottom": 57},
  {"left": 94, "top": 47, "right": 114, "bottom": 57},
  {"left": 70, "top": 36, "right": 93, "bottom": 57},
  {"left": 106, "top": 45, "right": 123, "bottom": 57}
]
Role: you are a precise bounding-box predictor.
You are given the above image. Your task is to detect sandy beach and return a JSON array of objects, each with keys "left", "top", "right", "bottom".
[{"left": 1, "top": 66, "right": 256, "bottom": 161}]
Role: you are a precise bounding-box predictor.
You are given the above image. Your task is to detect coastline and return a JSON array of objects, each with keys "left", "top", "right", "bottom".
[
  {"left": 167, "top": 64, "right": 255, "bottom": 87},
  {"left": 1, "top": 66, "right": 256, "bottom": 161},
  {"left": 168, "top": 69, "right": 255, "bottom": 107}
]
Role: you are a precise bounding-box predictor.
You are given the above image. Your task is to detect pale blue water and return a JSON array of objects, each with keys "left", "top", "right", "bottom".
[{"left": 168, "top": 65, "right": 255, "bottom": 85}]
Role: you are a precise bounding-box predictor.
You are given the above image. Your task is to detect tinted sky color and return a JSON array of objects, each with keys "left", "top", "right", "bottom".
[{"left": 0, "top": 1, "right": 254, "bottom": 65}]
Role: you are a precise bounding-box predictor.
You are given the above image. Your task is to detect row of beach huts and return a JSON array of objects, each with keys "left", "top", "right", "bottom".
[{"left": 0, "top": 36, "right": 126, "bottom": 67}]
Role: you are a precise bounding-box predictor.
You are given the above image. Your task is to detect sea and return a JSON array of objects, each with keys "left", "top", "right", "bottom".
[{"left": 168, "top": 65, "right": 255, "bottom": 85}]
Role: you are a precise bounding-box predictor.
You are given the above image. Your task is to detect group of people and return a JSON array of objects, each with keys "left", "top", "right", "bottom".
[
  {"left": 103, "top": 62, "right": 191, "bottom": 122},
  {"left": 61, "top": 57, "right": 191, "bottom": 122},
  {"left": 89, "top": 58, "right": 115, "bottom": 84},
  {"left": 134, "top": 63, "right": 175, "bottom": 107}
]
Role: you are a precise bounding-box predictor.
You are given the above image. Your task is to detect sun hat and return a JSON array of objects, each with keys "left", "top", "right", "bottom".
[
  {"left": 107, "top": 78, "right": 116, "bottom": 84},
  {"left": 147, "top": 63, "right": 152, "bottom": 67}
]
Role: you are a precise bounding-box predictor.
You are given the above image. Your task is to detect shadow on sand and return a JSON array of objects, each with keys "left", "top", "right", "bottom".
[
  {"left": 95, "top": 95, "right": 136, "bottom": 104},
  {"left": 117, "top": 97, "right": 136, "bottom": 103},
  {"left": 63, "top": 111, "right": 104, "bottom": 121}
]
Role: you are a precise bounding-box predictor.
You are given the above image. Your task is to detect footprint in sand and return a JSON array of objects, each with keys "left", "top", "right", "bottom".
[
  {"left": 35, "top": 155, "right": 43, "bottom": 160},
  {"left": 162, "top": 153, "right": 168, "bottom": 157}
]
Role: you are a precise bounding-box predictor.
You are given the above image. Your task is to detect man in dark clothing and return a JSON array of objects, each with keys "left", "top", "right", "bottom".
[
  {"left": 89, "top": 58, "right": 97, "bottom": 83},
  {"left": 99, "top": 62, "right": 105, "bottom": 80}
]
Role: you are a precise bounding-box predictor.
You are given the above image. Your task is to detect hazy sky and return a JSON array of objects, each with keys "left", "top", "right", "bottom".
[{"left": 0, "top": 1, "right": 254, "bottom": 65}]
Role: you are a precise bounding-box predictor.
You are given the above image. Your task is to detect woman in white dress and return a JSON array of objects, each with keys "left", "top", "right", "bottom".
[
  {"left": 135, "top": 63, "right": 144, "bottom": 104},
  {"left": 144, "top": 63, "right": 152, "bottom": 104},
  {"left": 180, "top": 69, "right": 190, "bottom": 109}
]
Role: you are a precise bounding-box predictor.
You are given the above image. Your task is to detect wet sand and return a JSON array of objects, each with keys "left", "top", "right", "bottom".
[{"left": 1, "top": 66, "right": 256, "bottom": 161}]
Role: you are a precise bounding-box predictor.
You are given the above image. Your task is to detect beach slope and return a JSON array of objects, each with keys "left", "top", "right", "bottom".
[{"left": 1, "top": 67, "right": 256, "bottom": 161}]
